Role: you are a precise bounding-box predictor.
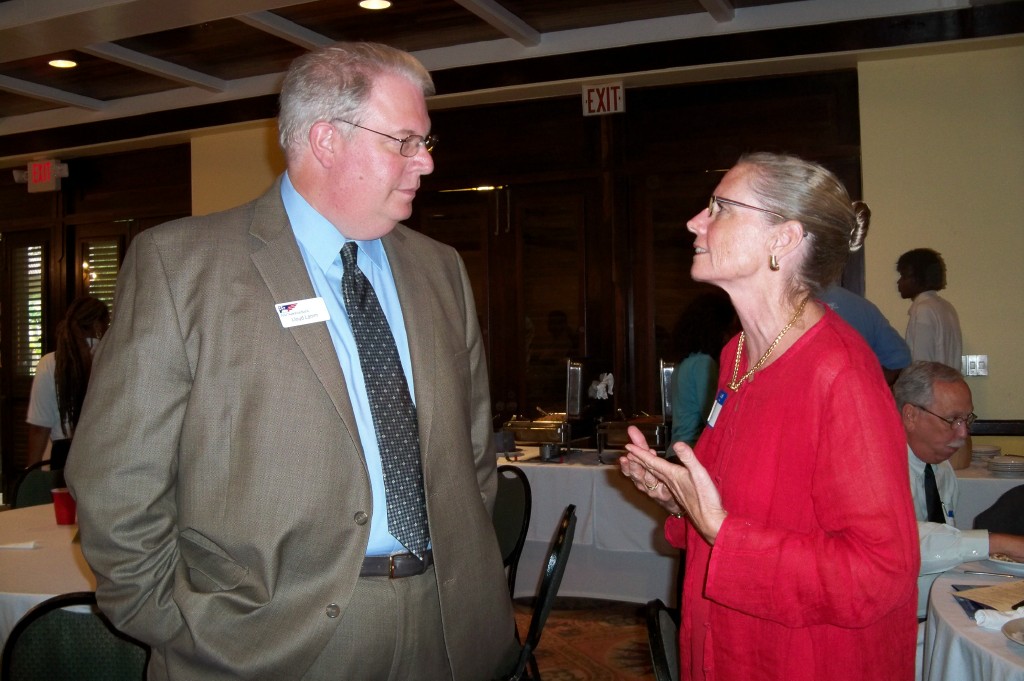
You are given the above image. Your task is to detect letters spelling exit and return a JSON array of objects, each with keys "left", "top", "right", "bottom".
[{"left": 582, "top": 82, "right": 625, "bottom": 116}]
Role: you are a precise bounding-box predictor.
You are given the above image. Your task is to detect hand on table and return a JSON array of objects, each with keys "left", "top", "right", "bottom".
[
  {"left": 618, "top": 425, "right": 727, "bottom": 544},
  {"left": 989, "top": 533, "right": 1024, "bottom": 563}
]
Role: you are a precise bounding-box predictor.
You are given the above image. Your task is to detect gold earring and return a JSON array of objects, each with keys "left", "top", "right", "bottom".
[{"left": 769, "top": 254, "right": 780, "bottom": 271}]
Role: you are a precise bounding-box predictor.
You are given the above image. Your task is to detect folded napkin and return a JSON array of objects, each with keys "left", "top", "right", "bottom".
[
  {"left": 975, "top": 606, "right": 1024, "bottom": 630},
  {"left": 0, "top": 541, "right": 38, "bottom": 550}
]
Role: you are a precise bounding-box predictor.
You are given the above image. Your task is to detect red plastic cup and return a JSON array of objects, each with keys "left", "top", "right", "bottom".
[{"left": 51, "top": 488, "right": 77, "bottom": 525}]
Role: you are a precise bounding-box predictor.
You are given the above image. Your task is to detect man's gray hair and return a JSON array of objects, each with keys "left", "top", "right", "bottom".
[
  {"left": 893, "top": 360, "right": 963, "bottom": 410},
  {"left": 278, "top": 42, "right": 434, "bottom": 159}
]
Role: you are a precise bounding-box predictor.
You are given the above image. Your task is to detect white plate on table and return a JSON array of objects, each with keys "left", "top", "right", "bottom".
[
  {"left": 1003, "top": 618, "right": 1024, "bottom": 647},
  {"left": 984, "top": 555, "right": 1024, "bottom": 576}
]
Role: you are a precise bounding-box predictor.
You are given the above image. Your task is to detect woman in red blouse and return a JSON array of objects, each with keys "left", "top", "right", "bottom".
[{"left": 621, "top": 152, "right": 919, "bottom": 681}]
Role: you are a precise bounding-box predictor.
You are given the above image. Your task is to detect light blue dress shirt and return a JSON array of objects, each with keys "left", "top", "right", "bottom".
[{"left": 281, "top": 172, "right": 415, "bottom": 556}]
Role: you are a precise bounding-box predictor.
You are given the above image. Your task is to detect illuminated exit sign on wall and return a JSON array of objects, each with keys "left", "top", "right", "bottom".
[
  {"left": 12, "top": 159, "right": 69, "bottom": 193},
  {"left": 582, "top": 82, "right": 625, "bottom": 116}
]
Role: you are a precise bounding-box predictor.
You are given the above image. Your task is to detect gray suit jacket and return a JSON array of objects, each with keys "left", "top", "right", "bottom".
[{"left": 66, "top": 181, "right": 516, "bottom": 680}]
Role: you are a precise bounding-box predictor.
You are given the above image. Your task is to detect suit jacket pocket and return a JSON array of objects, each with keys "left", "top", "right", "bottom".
[{"left": 179, "top": 528, "right": 249, "bottom": 592}]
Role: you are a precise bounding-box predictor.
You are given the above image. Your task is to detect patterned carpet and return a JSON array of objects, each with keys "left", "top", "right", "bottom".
[{"left": 513, "top": 598, "right": 655, "bottom": 681}]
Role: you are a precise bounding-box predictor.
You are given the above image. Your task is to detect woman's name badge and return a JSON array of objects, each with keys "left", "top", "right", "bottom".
[
  {"left": 707, "top": 390, "right": 727, "bottom": 428},
  {"left": 276, "top": 297, "right": 330, "bottom": 328}
]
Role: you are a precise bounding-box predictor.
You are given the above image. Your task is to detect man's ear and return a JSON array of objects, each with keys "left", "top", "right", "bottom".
[
  {"left": 900, "top": 403, "right": 917, "bottom": 431},
  {"left": 308, "top": 121, "right": 339, "bottom": 167}
]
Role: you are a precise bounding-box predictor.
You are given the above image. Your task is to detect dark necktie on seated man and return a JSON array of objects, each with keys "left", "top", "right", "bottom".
[
  {"left": 924, "top": 463, "right": 946, "bottom": 524},
  {"left": 341, "top": 241, "right": 429, "bottom": 559}
]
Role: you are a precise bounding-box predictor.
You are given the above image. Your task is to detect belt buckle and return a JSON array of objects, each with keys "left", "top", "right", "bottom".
[{"left": 389, "top": 554, "right": 398, "bottom": 579}]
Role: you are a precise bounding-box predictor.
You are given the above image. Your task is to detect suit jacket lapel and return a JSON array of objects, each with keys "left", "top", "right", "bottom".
[
  {"left": 247, "top": 182, "right": 361, "bottom": 442},
  {"left": 384, "top": 227, "right": 437, "bottom": 456}
]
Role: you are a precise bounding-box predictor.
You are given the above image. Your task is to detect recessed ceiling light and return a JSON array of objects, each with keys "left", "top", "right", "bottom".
[
  {"left": 49, "top": 59, "right": 77, "bottom": 68},
  {"left": 359, "top": 0, "right": 391, "bottom": 9}
]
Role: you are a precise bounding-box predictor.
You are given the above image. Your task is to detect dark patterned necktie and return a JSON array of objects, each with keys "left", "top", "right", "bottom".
[
  {"left": 341, "top": 242, "right": 428, "bottom": 559},
  {"left": 924, "top": 463, "right": 945, "bottom": 524}
]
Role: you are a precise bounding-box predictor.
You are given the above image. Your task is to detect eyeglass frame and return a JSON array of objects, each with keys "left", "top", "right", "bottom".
[
  {"left": 331, "top": 118, "right": 437, "bottom": 157},
  {"left": 911, "top": 403, "right": 977, "bottom": 430},
  {"left": 708, "top": 195, "right": 788, "bottom": 221}
]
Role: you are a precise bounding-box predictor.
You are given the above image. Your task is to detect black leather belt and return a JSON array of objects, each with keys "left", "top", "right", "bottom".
[{"left": 360, "top": 550, "right": 433, "bottom": 578}]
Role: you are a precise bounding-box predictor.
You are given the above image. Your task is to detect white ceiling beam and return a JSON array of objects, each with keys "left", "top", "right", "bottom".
[
  {"left": 452, "top": 0, "right": 540, "bottom": 47},
  {"left": 80, "top": 42, "right": 228, "bottom": 92},
  {"left": 236, "top": 11, "right": 334, "bottom": 50},
  {"left": 0, "top": 73, "right": 107, "bottom": 110},
  {"left": 698, "top": 0, "right": 735, "bottom": 23}
]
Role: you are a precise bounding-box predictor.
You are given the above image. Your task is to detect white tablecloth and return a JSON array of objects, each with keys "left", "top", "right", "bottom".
[
  {"left": 0, "top": 504, "right": 96, "bottom": 651},
  {"left": 923, "top": 568, "right": 1024, "bottom": 681},
  {"left": 955, "top": 465, "right": 1023, "bottom": 530},
  {"left": 504, "top": 448, "right": 678, "bottom": 604}
]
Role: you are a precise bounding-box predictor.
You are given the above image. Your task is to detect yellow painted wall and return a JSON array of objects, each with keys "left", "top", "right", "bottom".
[
  {"left": 185, "top": 45, "right": 1024, "bottom": 420},
  {"left": 859, "top": 44, "right": 1024, "bottom": 419},
  {"left": 190, "top": 121, "right": 285, "bottom": 216}
]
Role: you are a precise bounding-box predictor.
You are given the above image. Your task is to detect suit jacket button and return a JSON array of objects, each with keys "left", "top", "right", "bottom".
[
  {"left": 325, "top": 603, "right": 341, "bottom": 618},
  {"left": 353, "top": 511, "right": 368, "bottom": 525}
]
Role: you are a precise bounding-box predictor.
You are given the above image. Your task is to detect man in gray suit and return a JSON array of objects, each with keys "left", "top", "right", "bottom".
[{"left": 66, "top": 43, "right": 517, "bottom": 680}]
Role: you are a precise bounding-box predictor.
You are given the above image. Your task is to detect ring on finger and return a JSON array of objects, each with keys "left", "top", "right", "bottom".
[{"left": 644, "top": 480, "right": 660, "bottom": 491}]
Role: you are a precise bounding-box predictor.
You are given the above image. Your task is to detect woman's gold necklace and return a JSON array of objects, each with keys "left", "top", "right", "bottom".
[{"left": 728, "top": 297, "right": 809, "bottom": 391}]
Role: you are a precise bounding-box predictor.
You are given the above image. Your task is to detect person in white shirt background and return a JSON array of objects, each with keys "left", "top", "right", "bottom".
[
  {"left": 25, "top": 295, "right": 109, "bottom": 469},
  {"left": 896, "top": 248, "right": 962, "bottom": 370}
]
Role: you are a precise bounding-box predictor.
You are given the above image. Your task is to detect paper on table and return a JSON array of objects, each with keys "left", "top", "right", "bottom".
[
  {"left": 0, "top": 541, "right": 38, "bottom": 550},
  {"left": 956, "top": 579, "right": 1024, "bottom": 611}
]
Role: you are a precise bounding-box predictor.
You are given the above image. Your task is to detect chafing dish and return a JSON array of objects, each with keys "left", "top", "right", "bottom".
[{"left": 596, "top": 359, "right": 675, "bottom": 455}]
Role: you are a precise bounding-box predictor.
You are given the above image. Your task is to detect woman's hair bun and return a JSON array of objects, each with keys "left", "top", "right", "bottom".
[{"left": 848, "top": 200, "right": 871, "bottom": 252}]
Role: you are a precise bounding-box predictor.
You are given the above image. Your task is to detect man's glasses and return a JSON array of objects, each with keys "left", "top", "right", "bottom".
[
  {"left": 708, "top": 195, "right": 788, "bottom": 221},
  {"left": 912, "top": 403, "right": 977, "bottom": 430},
  {"left": 333, "top": 119, "right": 437, "bottom": 157}
]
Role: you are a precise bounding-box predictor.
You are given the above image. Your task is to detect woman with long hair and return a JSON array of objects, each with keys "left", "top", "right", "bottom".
[{"left": 26, "top": 295, "right": 110, "bottom": 468}]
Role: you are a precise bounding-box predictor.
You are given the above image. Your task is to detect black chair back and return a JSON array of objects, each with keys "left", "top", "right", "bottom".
[
  {"left": 493, "top": 464, "right": 532, "bottom": 597},
  {"left": 504, "top": 503, "right": 577, "bottom": 681},
  {"left": 1, "top": 591, "right": 150, "bottom": 681},
  {"left": 11, "top": 461, "right": 58, "bottom": 509},
  {"left": 973, "top": 484, "right": 1024, "bottom": 535},
  {"left": 646, "top": 598, "right": 680, "bottom": 681}
]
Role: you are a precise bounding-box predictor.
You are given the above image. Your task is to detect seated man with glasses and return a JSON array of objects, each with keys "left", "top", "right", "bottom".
[{"left": 894, "top": 360, "right": 1024, "bottom": 623}]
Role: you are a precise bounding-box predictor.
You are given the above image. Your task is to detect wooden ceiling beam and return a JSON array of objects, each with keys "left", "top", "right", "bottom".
[
  {"left": 236, "top": 11, "right": 334, "bottom": 51},
  {"left": 80, "top": 43, "right": 228, "bottom": 92},
  {"left": 452, "top": 0, "right": 540, "bottom": 46},
  {"left": 698, "top": 0, "right": 735, "bottom": 23},
  {"left": 0, "top": 73, "right": 106, "bottom": 110}
]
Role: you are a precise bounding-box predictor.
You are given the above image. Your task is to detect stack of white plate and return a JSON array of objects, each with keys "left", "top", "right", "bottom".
[
  {"left": 972, "top": 444, "right": 1001, "bottom": 464},
  {"left": 987, "top": 455, "right": 1024, "bottom": 477}
]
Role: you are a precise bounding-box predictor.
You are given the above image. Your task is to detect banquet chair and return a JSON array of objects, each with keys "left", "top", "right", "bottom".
[
  {"left": 646, "top": 598, "right": 680, "bottom": 681},
  {"left": 0, "top": 591, "right": 150, "bottom": 681},
  {"left": 973, "top": 484, "right": 1024, "bottom": 535},
  {"left": 11, "top": 461, "right": 58, "bottom": 509},
  {"left": 493, "top": 464, "right": 533, "bottom": 598},
  {"left": 501, "top": 503, "right": 577, "bottom": 681}
]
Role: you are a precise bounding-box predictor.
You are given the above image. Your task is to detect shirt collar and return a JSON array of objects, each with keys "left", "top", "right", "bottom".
[
  {"left": 907, "top": 445, "right": 928, "bottom": 476},
  {"left": 281, "top": 172, "right": 387, "bottom": 273}
]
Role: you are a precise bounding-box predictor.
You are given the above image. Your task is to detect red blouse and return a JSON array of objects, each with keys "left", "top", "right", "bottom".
[{"left": 667, "top": 306, "right": 919, "bottom": 681}]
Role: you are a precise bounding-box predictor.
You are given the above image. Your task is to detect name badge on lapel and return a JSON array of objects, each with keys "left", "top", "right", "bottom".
[{"left": 276, "top": 297, "right": 330, "bottom": 328}]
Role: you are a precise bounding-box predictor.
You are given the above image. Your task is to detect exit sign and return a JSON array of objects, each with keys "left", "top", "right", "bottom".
[
  {"left": 27, "top": 159, "right": 62, "bottom": 193},
  {"left": 582, "top": 82, "right": 625, "bottom": 116}
]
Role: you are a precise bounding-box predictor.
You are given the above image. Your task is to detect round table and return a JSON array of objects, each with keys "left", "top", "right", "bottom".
[
  {"left": 0, "top": 504, "right": 96, "bottom": 650},
  {"left": 923, "top": 567, "right": 1024, "bottom": 681}
]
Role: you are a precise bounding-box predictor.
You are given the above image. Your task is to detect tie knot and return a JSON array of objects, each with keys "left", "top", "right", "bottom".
[{"left": 341, "top": 241, "right": 358, "bottom": 270}]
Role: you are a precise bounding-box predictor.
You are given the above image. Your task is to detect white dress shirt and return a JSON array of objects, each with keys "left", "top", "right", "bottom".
[{"left": 908, "top": 447, "right": 989, "bottom": 618}]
